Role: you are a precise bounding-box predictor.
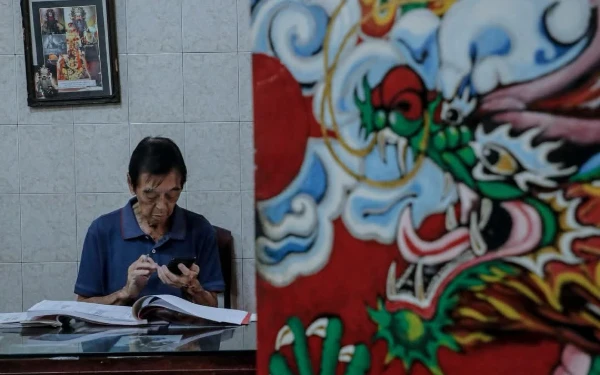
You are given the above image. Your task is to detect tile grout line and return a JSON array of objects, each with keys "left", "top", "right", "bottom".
[
  {"left": 15, "top": 40, "right": 24, "bottom": 308},
  {"left": 238, "top": 124, "right": 243, "bottom": 255},
  {"left": 237, "top": 0, "right": 243, "bottom": 260},
  {"left": 16, "top": 42, "right": 25, "bottom": 308},
  {"left": 180, "top": 0, "right": 185, "bottom": 123},
  {"left": 17, "top": 114, "right": 23, "bottom": 312},
  {"left": 125, "top": 0, "right": 131, "bottom": 175},
  {"left": 12, "top": 0, "right": 16, "bottom": 54},
  {"left": 126, "top": 0, "right": 131, "bottom": 154},
  {"left": 235, "top": 0, "right": 240, "bottom": 52},
  {"left": 180, "top": 0, "right": 184, "bottom": 53},
  {"left": 240, "top": 258, "right": 244, "bottom": 311},
  {"left": 124, "top": 0, "right": 128, "bottom": 54}
]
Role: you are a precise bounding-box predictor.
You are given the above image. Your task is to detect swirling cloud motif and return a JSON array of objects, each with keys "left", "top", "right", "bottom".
[
  {"left": 258, "top": 8, "right": 460, "bottom": 286},
  {"left": 388, "top": 8, "right": 440, "bottom": 90},
  {"left": 343, "top": 147, "right": 458, "bottom": 245},
  {"left": 254, "top": 4, "right": 452, "bottom": 287},
  {"left": 256, "top": 140, "right": 360, "bottom": 287},
  {"left": 252, "top": 0, "right": 360, "bottom": 93},
  {"left": 438, "top": 0, "right": 592, "bottom": 100}
]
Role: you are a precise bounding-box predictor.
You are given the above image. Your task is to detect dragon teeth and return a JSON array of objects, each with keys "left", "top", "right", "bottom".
[
  {"left": 479, "top": 198, "right": 493, "bottom": 229},
  {"left": 445, "top": 204, "right": 458, "bottom": 231},
  {"left": 376, "top": 131, "right": 388, "bottom": 163},
  {"left": 443, "top": 172, "right": 454, "bottom": 198},
  {"left": 414, "top": 262, "right": 425, "bottom": 301},
  {"left": 397, "top": 137, "right": 408, "bottom": 175},
  {"left": 470, "top": 211, "right": 487, "bottom": 256}
]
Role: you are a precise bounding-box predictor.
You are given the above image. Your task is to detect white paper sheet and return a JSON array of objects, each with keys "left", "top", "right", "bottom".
[
  {"left": 0, "top": 313, "right": 63, "bottom": 329},
  {"left": 28, "top": 301, "right": 148, "bottom": 326},
  {"left": 0, "top": 313, "right": 27, "bottom": 324}
]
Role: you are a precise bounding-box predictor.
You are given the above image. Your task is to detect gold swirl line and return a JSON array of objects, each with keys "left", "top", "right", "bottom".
[
  {"left": 322, "top": 0, "right": 375, "bottom": 157},
  {"left": 319, "top": 0, "right": 435, "bottom": 188}
]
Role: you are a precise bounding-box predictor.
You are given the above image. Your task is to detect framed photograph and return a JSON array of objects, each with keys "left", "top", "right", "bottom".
[{"left": 20, "top": 0, "right": 120, "bottom": 107}]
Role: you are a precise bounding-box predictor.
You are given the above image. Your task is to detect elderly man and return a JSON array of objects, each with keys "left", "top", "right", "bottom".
[{"left": 74, "top": 137, "right": 224, "bottom": 307}]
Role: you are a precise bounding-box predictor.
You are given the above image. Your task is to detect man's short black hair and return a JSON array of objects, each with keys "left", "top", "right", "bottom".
[{"left": 129, "top": 137, "right": 187, "bottom": 189}]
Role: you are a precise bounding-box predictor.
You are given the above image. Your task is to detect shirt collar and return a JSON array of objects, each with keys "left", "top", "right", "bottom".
[{"left": 120, "top": 198, "right": 187, "bottom": 240}]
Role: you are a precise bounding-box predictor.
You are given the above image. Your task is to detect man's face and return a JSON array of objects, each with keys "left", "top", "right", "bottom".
[
  {"left": 129, "top": 170, "right": 183, "bottom": 227},
  {"left": 74, "top": 10, "right": 83, "bottom": 21},
  {"left": 47, "top": 11, "right": 55, "bottom": 21}
]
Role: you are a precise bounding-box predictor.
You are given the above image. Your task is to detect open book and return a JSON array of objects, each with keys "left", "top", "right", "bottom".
[{"left": 25, "top": 295, "right": 253, "bottom": 327}]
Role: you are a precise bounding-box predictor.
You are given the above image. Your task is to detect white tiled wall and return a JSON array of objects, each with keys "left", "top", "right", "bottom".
[{"left": 0, "top": 0, "right": 255, "bottom": 313}]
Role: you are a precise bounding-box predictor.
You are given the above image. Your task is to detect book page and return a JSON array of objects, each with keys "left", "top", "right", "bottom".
[
  {"left": 0, "top": 313, "right": 63, "bottom": 328},
  {"left": 28, "top": 300, "right": 148, "bottom": 326},
  {"left": 133, "top": 295, "right": 250, "bottom": 325},
  {"left": 0, "top": 312, "right": 27, "bottom": 324}
]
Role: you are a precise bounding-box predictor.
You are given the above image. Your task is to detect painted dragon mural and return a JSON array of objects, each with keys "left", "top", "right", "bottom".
[{"left": 251, "top": 0, "right": 600, "bottom": 374}]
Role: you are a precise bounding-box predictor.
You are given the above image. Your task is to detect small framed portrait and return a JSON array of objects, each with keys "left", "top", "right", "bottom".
[{"left": 20, "top": 0, "right": 120, "bottom": 107}]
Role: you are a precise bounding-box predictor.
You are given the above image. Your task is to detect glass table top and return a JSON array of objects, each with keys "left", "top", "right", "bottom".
[{"left": 0, "top": 322, "right": 256, "bottom": 358}]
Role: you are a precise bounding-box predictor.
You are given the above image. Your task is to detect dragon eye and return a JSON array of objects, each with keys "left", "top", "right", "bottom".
[
  {"left": 445, "top": 108, "right": 460, "bottom": 123},
  {"left": 481, "top": 144, "right": 519, "bottom": 176}
]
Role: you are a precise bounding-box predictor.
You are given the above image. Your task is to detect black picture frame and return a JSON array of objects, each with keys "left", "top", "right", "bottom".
[{"left": 21, "top": 0, "right": 120, "bottom": 107}]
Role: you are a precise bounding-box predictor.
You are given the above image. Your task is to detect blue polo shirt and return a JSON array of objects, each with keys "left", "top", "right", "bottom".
[{"left": 74, "top": 198, "right": 225, "bottom": 300}]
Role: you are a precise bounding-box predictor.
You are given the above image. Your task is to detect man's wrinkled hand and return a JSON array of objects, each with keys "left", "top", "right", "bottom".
[
  {"left": 157, "top": 263, "right": 200, "bottom": 289},
  {"left": 121, "top": 255, "right": 157, "bottom": 300}
]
